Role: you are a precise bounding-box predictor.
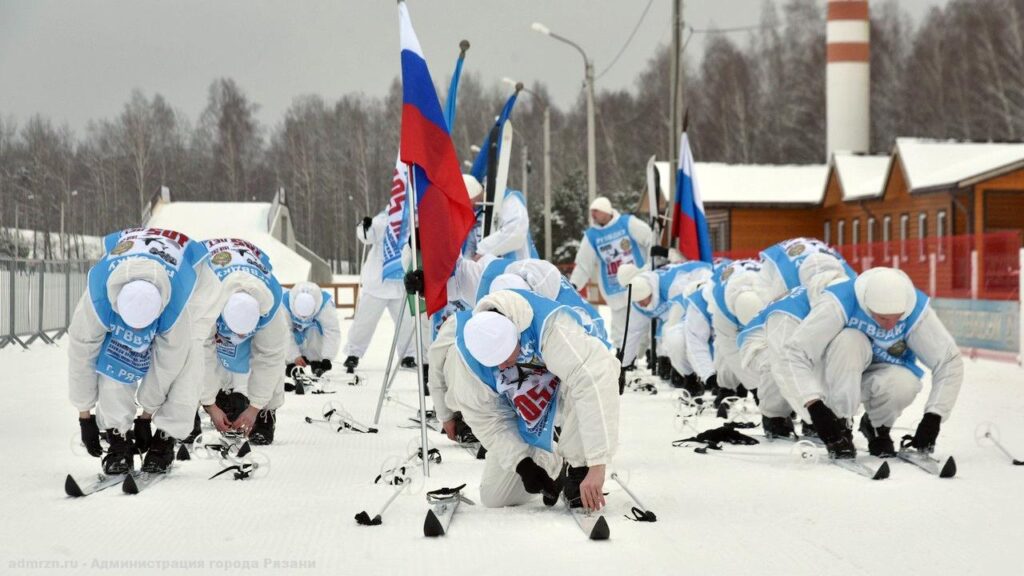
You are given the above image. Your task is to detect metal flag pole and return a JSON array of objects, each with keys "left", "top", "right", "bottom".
[
  {"left": 372, "top": 296, "right": 408, "bottom": 425},
  {"left": 406, "top": 162, "right": 431, "bottom": 477}
]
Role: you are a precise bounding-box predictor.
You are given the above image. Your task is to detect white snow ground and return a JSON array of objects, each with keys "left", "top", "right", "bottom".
[{"left": 2, "top": 308, "right": 1024, "bottom": 576}]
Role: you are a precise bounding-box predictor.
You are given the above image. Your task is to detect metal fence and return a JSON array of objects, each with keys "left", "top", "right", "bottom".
[{"left": 0, "top": 258, "right": 94, "bottom": 349}]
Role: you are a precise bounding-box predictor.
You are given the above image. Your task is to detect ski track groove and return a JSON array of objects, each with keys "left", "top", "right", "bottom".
[{"left": 1, "top": 310, "right": 1023, "bottom": 575}]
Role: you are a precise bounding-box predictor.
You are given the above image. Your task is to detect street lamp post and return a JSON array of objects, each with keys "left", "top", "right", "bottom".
[
  {"left": 531, "top": 22, "right": 596, "bottom": 208},
  {"left": 503, "top": 77, "right": 553, "bottom": 261}
]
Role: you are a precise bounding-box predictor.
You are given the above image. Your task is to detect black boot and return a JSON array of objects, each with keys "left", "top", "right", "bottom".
[
  {"left": 762, "top": 415, "right": 795, "bottom": 439},
  {"left": 183, "top": 412, "right": 202, "bottom": 444},
  {"left": 562, "top": 465, "right": 589, "bottom": 508},
  {"left": 343, "top": 355, "right": 359, "bottom": 374},
  {"left": 142, "top": 429, "right": 175, "bottom": 473},
  {"left": 800, "top": 420, "right": 819, "bottom": 439},
  {"left": 657, "top": 357, "right": 672, "bottom": 381},
  {"left": 452, "top": 412, "right": 478, "bottom": 444},
  {"left": 669, "top": 369, "right": 685, "bottom": 389},
  {"left": 250, "top": 409, "right": 276, "bottom": 445},
  {"left": 102, "top": 429, "right": 134, "bottom": 475},
  {"left": 132, "top": 417, "right": 153, "bottom": 454},
  {"left": 859, "top": 414, "right": 896, "bottom": 458},
  {"left": 683, "top": 373, "right": 703, "bottom": 398},
  {"left": 401, "top": 356, "right": 417, "bottom": 369}
]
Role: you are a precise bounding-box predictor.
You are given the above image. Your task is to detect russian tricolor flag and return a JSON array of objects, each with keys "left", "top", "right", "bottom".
[
  {"left": 398, "top": 1, "right": 476, "bottom": 315},
  {"left": 671, "top": 129, "right": 713, "bottom": 263}
]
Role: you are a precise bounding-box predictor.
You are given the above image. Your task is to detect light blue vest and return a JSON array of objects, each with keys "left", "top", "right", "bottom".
[
  {"left": 825, "top": 281, "right": 929, "bottom": 378},
  {"left": 204, "top": 238, "right": 284, "bottom": 373},
  {"left": 737, "top": 286, "right": 811, "bottom": 349},
  {"left": 431, "top": 298, "right": 472, "bottom": 339},
  {"left": 584, "top": 214, "right": 646, "bottom": 296},
  {"left": 686, "top": 286, "right": 715, "bottom": 357},
  {"left": 761, "top": 237, "right": 856, "bottom": 290},
  {"left": 475, "top": 257, "right": 515, "bottom": 303},
  {"left": 456, "top": 291, "right": 598, "bottom": 451},
  {"left": 283, "top": 290, "right": 332, "bottom": 346},
  {"left": 555, "top": 277, "right": 608, "bottom": 343},
  {"left": 633, "top": 262, "right": 712, "bottom": 322},
  {"left": 90, "top": 228, "right": 207, "bottom": 384},
  {"left": 711, "top": 258, "right": 763, "bottom": 329}
]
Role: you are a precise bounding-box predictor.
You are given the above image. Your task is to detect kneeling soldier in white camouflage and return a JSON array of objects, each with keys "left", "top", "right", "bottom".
[
  {"left": 283, "top": 281, "right": 341, "bottom": 386},
  {"left": 200, "top": 239, "right": 290, "bottom": 446},
  {"left": 69, "top": 228, "right": 220, "bottom": 475},
  {"left": 433, "top": 289, "right": 619, "bottom": 510}
]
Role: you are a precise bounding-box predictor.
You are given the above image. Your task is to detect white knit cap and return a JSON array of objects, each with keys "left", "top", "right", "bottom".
[
  {"left": 732, "top": 291, "right": 765, "bottom": 326},
  {"left": 463, "top": 174, "right": 483, "bottom": 199},
  {"left": 292, "top": 292, "right": 318, "bottom": 319},
  {"left": 223, "top": 292, "right": 260, "bottom": 335},
  {"left": 617, "top": 263, "right": 641, "bottom": 285},
  {"left": 464, "top": 311, "right": 518, "bottom": 367},
  {"left": 589, "top": 196, "right": 613, "bottom": 215},
  {"left": 628, "top": 276, "right": 653, "bottom": 303},
  {"left": 490, "top": 273, "right": 531, "bottom": 294},
  {"left": 860, "top": 267, "right": 914, "bottom": 316},
  {"left": 116, "top": 280, "right": 163, "bottom": 329}
]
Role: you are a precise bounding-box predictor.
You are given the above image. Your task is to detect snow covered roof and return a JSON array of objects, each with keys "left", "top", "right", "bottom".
[
  {"left": 896, "top": 138, "right": 1024, "bottom": 191},
  {"left": 147, "top": 201, "right": 312, "bottom": 284},
  {"left": 831, "top": 154, "right": 890, "bottom": 201},
  {"left": 694, "top": 162, "right": 829, "bottom": 205}
]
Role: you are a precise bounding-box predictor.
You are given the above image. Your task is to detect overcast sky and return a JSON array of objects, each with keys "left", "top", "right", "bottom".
[{"left": 0, "top": 0, "right": 948, "bottom": 134}]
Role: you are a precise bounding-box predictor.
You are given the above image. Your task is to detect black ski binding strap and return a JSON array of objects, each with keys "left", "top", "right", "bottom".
[
  {"left": 626, "top": 506, "right": 657, "bottom": 522},
  {"left": 426, "top": 483, "right": 475, "bottom": 505}
]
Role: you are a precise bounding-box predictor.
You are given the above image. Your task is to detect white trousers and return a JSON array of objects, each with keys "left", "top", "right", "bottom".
[
  {"left": 662, "top": 323, "right": 693, "bottom": 376},
  {"left": 611, "top": 302, "right": 652, "bottom": 367},
  {"left": 92, "top": 339, "right": 205, "bottom": 439},
  {"left": 775, "top": 325, "right": 921, "bottom": 426},
  {"left": 479, "top": 447, "right": 563, "bottom": 508},
  {"left": 344, "top": 293, "right": 420, "bottom": 359}
]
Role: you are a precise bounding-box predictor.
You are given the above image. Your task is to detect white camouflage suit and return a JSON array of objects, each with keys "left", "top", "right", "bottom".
[
  {"left": 201, "top": 271, "right": 290, "bottom": 412},
  {"left": 473, "top": 192, "right": 531, "bottom": 260},
  {"left": 428, "top": 291, "right": 620, "bottom": 508},
  {"left": 285, "top": 282, "right": 342, "bottom": 363},
  {"left": 569, "top": 210, "right": 652, "bottom": 355},
  {"left": 68, "top": 257, "right": 223, "bottom": 439},
  {"left": 345, "top": 212, "right": 422, "bottom": 359},
  {"left": 778, "top": 269, "right": 963, "bottom": 427}
]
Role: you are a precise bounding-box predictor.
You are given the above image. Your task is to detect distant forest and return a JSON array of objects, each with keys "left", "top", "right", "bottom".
[{"left": 2, "top": 0, "right": 1022, "bottom": 264}]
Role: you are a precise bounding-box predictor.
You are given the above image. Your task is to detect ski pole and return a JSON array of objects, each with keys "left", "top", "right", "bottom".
[
  {"left": 984, "top": 431, "right": 1024, "bottom": 465},
  {"left": 617, "top": 284, "right": 633, "bottom": 395},
  {"left": 355, "top": 483, "right": 405, "bottom": 526},
  {"left": 610, "top": 472, "right": 657, "bottom": 522}
]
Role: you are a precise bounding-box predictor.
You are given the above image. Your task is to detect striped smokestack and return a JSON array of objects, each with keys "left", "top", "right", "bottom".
[{"left": 826, "top": 0, "right": 870, "bottom": 157}]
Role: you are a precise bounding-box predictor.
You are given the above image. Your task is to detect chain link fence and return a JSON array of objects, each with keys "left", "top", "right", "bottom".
[{"left": 1, "top": 258, "right": 94, "bottom": 349}]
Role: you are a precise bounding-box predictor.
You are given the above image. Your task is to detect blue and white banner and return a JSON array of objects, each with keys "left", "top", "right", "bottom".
[{"left": 381, "top": 156, "right": 410, "bottom": 282}]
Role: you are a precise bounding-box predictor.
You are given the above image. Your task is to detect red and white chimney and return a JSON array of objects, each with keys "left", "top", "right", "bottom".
[{"left": 826, "top": 0, "right": 870, "bottom": 157}]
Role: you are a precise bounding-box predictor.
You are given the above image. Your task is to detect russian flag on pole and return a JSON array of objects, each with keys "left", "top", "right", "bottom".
[
  {"left": 380, "top": 156, "right": 409, "bottom": 282},
  {"left": 671, "top": 130, "right": 713, "bottom": 262},
  {"left": 398, "top": 1, "right": 476, "bottom": 315}
]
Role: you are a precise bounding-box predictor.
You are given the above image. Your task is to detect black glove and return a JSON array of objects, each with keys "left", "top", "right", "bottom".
[
  {"left": 713, "top": 384, "right": 734, "bottom": 409},
  {"left": 362, "top": 216, "right": 373, "bottom": 232},
  {"left": 404, "top": 270, "right": 424, "bottom": 295},
  {"left": 79, "top": 415, "right": 103, "bottom": 457},
  {"left": 909, "top": 412, "right": 941, "bottom": 452},
  {"left": 516, "top": 457, "right": 559, "bottom": 503},
  {"left": 311, "top": 358, "right": 332, "bottom": 377},
  {"left": 684, "top": 425, "right": 760, "bottom": 446},
  {"left": 133, "top": 417, "right": 152, "bottom": 454},
  {"left": 650, "top": 245, "right": 669, "bottom": 259},
  {"left": 806, "top": 400, "right": 844, "bottom": 446}
]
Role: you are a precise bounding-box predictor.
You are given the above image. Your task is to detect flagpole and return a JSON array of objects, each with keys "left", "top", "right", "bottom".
[
  {"left": 406, "top": 162, "right": 431, "bottom": 478},
  {"left": 372, "top": 295, "right": 407, "bottom": 425}
]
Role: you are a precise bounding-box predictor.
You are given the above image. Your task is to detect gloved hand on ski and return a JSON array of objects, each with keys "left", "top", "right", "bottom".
[
  {"left": 79, "top": 414, "right": 103, "bottom": 457},
  {"left": 311, "top": 358, "right": 332, "bottom": 377},
  {"left": 903, "top": 412, "right": 941, "bottom": 453},
  {"left": 516, "top": 457, "right": 560, "bottom": 506}
]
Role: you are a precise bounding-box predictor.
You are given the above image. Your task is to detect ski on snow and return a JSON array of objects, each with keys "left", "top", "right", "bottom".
[
  {"left": 896, "top": 449, "right": 957, "bottom": 478},
  {"left": 564, "top": 496, "right": 610, "bottom": 541},
  {"left": 64, "top": 472, "right": 133, "bottom": 497},
  {"left": 122, "top": 470, "right": 170, "bottom": 494},
  {"left": 786, "top": 438, "right": 890, "bottom": 480},
  {"left": 423, "top": 484, "right": 474, "bottom": 537}
]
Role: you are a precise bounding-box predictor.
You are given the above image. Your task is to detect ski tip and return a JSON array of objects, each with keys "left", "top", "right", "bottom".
[
  {"left": 1013, "top": 459, "right": 1024, "bottom": 466},
  {"left": 589, "top": 516, "right": 610, "bottom": 541},
  {"left": 176, "top": 444, "right": 191, "bottom": 461},
  {"left": 367, "top": 428, "right": 379, "bottom": 434},
  {"left": 423, "top": 509, "right": 445, "bottom": 537},
  {"left": 940, "top": 456, "right": 957, "bottom": 478},
  {"left": 64, "top": 474, "right": 84, "bottom": 498},
  {"left": 873, "top": 461, "right": 891, "bottom": 480},
  {"left": 237, "top": 442, "right": 252, "bottom": 458},
  {"left": 122, "top": 473, "right": 139, "bottom": 494}
]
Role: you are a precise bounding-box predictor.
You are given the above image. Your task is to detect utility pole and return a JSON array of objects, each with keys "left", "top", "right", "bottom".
[{"left": 667, "top": 0, "right": 685, "bottom": 246}]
